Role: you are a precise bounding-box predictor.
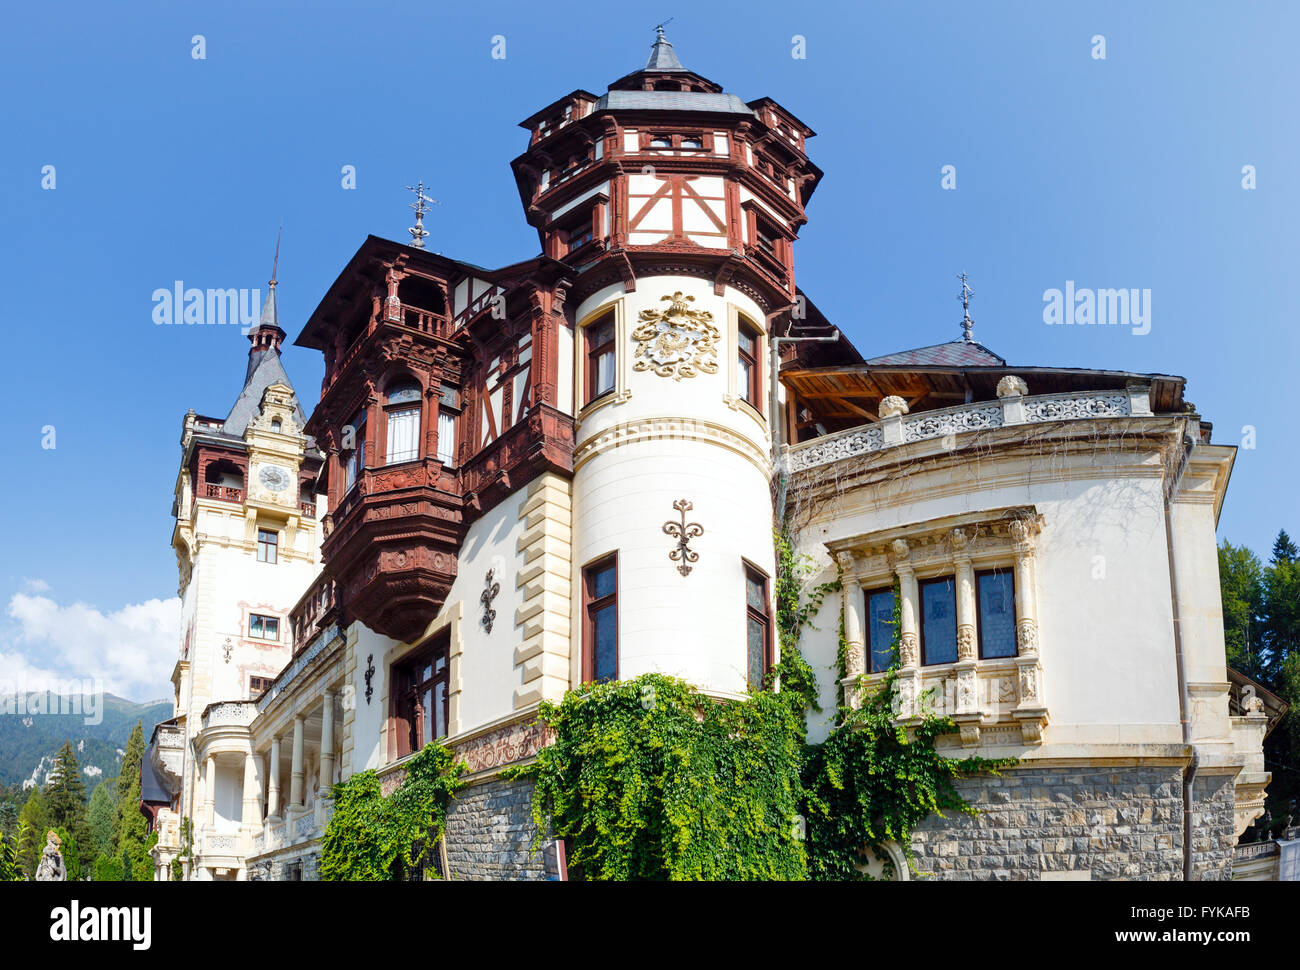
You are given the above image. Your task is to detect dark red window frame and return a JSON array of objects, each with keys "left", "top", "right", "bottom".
[
  {"left": 582, "top": 554, "right": 618, "bottom": 684},
  {"left": 391, "top": 636, "right": 450, "bottom": 760},
  {"left": 743, "top": 562, "right": 772, "bottom": 689},
  {"left": 584, "top": 313, "right": 616, "bottom": 405},
  {"left": 737, "top": 317, "right": 761, "bottom": 409}
]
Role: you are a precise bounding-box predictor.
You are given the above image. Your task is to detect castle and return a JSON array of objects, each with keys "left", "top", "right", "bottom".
[{"left": 140, "top": 30, "right": 1277, "bottom": 881}]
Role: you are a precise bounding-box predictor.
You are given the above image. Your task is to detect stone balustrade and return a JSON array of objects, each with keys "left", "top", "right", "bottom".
[{"left": 786, "top": 383, "right": 1153, "bottom": 474}]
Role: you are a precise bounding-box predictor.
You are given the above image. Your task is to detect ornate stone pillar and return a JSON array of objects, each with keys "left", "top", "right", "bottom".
[
  {"left": 203, "top": 755, "right": 215, "bottom": 828},
  {"left": 290, "top": 716, "right": 305, "bottom": 809},
  {"left": 1009, "top": 518, "right": 1048, "bottom": 743},
  {"left": 838, "top": 553, "right": 866, "bottom": 705},
  {"left": 952, "top": 529, "right": 980, "bottom": 732},
  {"left": 320, "top": 691, "right": 336, "bottom": 795},
  {"left": 892, "top": 540, "right": 921, "bottom": 720},
  {"left": 241, "top": 751, "right": 260, "bottom": 828},
  {"left": 266, "top": 737, "right": 281, "bottom": 820}
]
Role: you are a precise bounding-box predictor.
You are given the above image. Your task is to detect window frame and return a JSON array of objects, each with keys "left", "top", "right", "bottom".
[
  {"left": 864, "top": 586, "right": 897, "bottom": 674},
  {"left": 248, "top": 613, "right": 280, "bottom": 642},
  {"left": 344, "top": 407, "right": 368, "bottom": 493},
  {"left": 383, "top": 381, "right": 423, "bottom": 466},
  {"left": 736, "top": 316, "right": 761, "bottom": 409},
  {"left": 743, "top": 562, "right": 772, "bottom": 690},
  {"left": 391, "top": 636, "right": 451, "bottom": 760},
  {"left": 584, "top": 313, "right": 616, "bottom": 405},
  {"left": 256, "top": 528, "right": 278, "bottom": 564},
  {"left": 917, "top": 576, "right": 958, "bottom": 667},
  {"left": 582, "top": 554, "right": 619, "bottom": 684},
  {"left": 975, "top": 567, "right": 1019, "bottom": 660}
]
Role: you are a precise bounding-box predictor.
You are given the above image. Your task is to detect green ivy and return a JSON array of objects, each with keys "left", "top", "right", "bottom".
[
  {"left": 510, "top": 675, "right": 807, "bottom": 880},
  {"left": 512, "top": 534, "right": 1014, "bottom": 881},
  {"left": 319, "top": 742, "right": 466, "bottom": 881}
]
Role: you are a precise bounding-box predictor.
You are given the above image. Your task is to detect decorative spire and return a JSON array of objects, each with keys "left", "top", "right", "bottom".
[
  {"left": 646, "top": 20, "right": 684, "bottom": 71},
  {"left": 957, "top": 272, "right": 974, "bottom": 343},
  {"left": 260, "top": 226, "right": 281, "bottom": 330},
  {"left": 246, "top": 231, "right": 286, "bottom": 370},
  {"left": 405, "top": 180, "right": 439, "bottom": 249}
]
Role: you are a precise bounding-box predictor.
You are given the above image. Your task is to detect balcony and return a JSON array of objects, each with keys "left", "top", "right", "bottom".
[
  {"left": 786, "top": 385, "right": 1152, "bottom": 475},
  {"left": 322, "top": 457, "right": 464, "bottom": 643},
  {"left": 289, "top": 573, "right": 339, "bottom": 656},
  {"left": 201, "top": 701, "right": 258, "bottom": 732},
  {"left": 199, "top": 482, "right": 244, "bottom": 505}
]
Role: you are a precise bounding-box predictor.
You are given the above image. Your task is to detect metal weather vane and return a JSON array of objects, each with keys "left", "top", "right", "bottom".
[
  {"left": 958, "top": 272, "right": 975, "bottom": 343},
  {"left": 405, "top": 181, "right": 440, "bottom": 249}
]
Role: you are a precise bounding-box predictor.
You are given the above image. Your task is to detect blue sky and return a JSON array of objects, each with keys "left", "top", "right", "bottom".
[{"left": 0, "top": 0, "right": 1295, "bottom": 699}]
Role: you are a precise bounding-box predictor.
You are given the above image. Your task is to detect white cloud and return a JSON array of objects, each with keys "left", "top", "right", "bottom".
[
  {"left": 20, "top": 578, "right": 51, "bottom": 594},
  {"left": 1, "top": 587, "right": 179, "bottom": 701}
]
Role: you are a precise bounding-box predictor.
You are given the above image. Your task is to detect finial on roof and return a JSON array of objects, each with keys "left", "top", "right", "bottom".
[
  {"left": 958, "top": 272, "right": 974, "bottom": 343},
  {"left": 646, "top": 19, "right": 684, "bottom": 71},
  {"left": 405, "top": 180, "right": 440, "bottom": 249},
  {"left": 255, "top": 229, "right": 282, "bottom": 332}
]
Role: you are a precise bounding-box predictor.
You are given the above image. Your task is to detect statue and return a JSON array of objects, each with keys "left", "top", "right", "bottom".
[{"left": 35, "top": 830, "right": 65, "bottom": 882}]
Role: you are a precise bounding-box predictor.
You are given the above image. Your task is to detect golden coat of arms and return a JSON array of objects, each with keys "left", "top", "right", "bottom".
[{"left": 631, "top": 291, "right": 721, "bottom": 381}]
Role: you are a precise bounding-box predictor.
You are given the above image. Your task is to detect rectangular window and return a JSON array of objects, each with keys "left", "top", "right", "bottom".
[
  {"left": 919, "top": 577, "right": 957, "bottom": 665},
  {"left": 437, "top": 410, "right": 456, "bottom": 465},
  {"left": 977, "top": 569, "right": 1018, "bottom": 659},
  {"left": 737, "top": 319, "right": 761, "bottom": 407},
  {"left": 756, "top": 221, "right": 778, "bottom": 257},
  {"left": 249, "top": 676, "right": 274, "bottom": 699},
  {"left": 386, "top": 407, "right": 419, "bottom": 464},
  {"left": 393, "top": 637, "right": 450, "bottom": 759},
  {"left": 865, "top": 588, "right": 896, "bottom": 673},
  {"left": 344, "top": 408, "right": 367, "bottom": 492},
  {"left": 256, "top": 529, "right": 278, "bottom": 564},
  {"left": 583, "top": 556, "right": 618, "bottom": 683},
  {"left": 249, "top": 614, "right": 279, "bottom": 641},
  {"left": 744, "top": 565, "right": 771, "bottom": 689},
  {"left": 566, "top": 222, "right": 593, "bottom": 253},
  {"left": 585, "top": 315, "right": 616, "bottom": 404}
]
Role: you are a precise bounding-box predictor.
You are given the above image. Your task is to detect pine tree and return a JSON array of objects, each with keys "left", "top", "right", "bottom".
[
  {"left": 113, "top": 722, "right": 150, "bottom": 881},
  {"left": 87, "top": 781, "right": 115, "bottom": 859},
  {"left": 16, "top": 788, "right": 48, "bottom": 878},
  {"left": 45, "top": 742, "right": 92, "bottom": 875},
  {"left": 0, "top": 831, "right": 19, "bottom": 881},
  {"left": 0, "top": 800, "right": 17, "bottom": 839},
  {"left": 1272, "top": 529, "right": 1299, "bottom": 565}
]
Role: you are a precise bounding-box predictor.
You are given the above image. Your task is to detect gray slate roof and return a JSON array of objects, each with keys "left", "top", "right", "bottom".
[
  {"left": 865, "top": 340, "right": 1007, "bottom": 368},
  {"left": 222, "top": 349, "right": 309, "bottom": 436},
  {"left": 645, "top": 30, "right": 685, "bottom": 70},
  {"left": 594, "top": 89, "right": 756, "bottom": 116}
]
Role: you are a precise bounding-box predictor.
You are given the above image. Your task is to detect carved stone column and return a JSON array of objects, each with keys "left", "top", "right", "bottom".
[
  {"left": 1009, "top": 518, "right": 1048, "bottom": 743},
  {"left": 266, "top": 737, "right": 281, "bottom": 820},
  {"left": 838, "top": 551, "right": 866, "bottom": 687},
  {"left": 892, "top": 539, "right": 921, "bottom": 720},
  {"left": 241, "top": 751, "right": 260, "bottom": 828},
  {"left": 203, "top": 755, "right": 216, "bottom": 828},
  {"left": 290, "top": 716, "right": 305, "bottom": 809},
  {"left": 319, "top": 691, "right": 336, "bottom": 795},
  {"left": 952, "top": 529, "right": 980, "bottom": 737}
]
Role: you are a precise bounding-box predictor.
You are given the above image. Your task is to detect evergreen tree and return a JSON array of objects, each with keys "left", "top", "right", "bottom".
[
  {"left": 87, "top": 781, "right": 115, "bottom": 859},
  {"left": 16, "top": 787, "right": 49, "bottom": 878},
  {"left": 45, "top": 742, "right": 92, "bottom": 874},
  {"left": 53, "top": 826, "right": 81, "bottom": 881},
  {"left": 0, "top": 800, "right": 17, "bottom": 839},
  {"left": 113, "top": 722, "right": 150, "bottom": 881},
  {"left": 1272, "top": 529, "right": 1299, "bottom": 565},
  {"left": 93, "top": 852, "right": 123, "bottom": 882}
]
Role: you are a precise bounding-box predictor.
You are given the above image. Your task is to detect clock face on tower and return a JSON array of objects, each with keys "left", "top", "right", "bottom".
[{"left": 258, "top": 464, "right": 292, "bottom": 493}]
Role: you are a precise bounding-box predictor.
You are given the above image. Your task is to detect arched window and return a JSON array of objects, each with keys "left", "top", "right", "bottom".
[
  {"left": 270, "top": 418, "right": 282, "bottom": 433},
  {"left": 385, "top": 380, "right": 421, "bottom": 464}
]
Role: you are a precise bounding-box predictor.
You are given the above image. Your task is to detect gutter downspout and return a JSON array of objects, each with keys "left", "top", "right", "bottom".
[{"left": 1162, "top": 424, "right": 1197, "bottom": 880}]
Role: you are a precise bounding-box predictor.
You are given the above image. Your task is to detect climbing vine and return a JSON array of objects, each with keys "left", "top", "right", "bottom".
[
  {"left": 510, "top": 675, "right": 807, "bottom": 880},
  {"left": 511, "top": 531, "right": 1013, "bottom": 881},
  {"left": 320, "top": 742, "right": 466, "bottom": 881}
]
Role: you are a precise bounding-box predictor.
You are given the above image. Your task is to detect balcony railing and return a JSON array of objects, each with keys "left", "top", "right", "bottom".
[
  {"left": 200, "top": 700, "right": 258, "bottom": 732},
  {"left": 787, "top": 386, "right": 1149, "bottom": 475},
  {"left": 289, "top": 573, "right": 339, "bottom": 656},
  {"left": 201, "top": 482, "right": 244, "bottom": 504}
]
